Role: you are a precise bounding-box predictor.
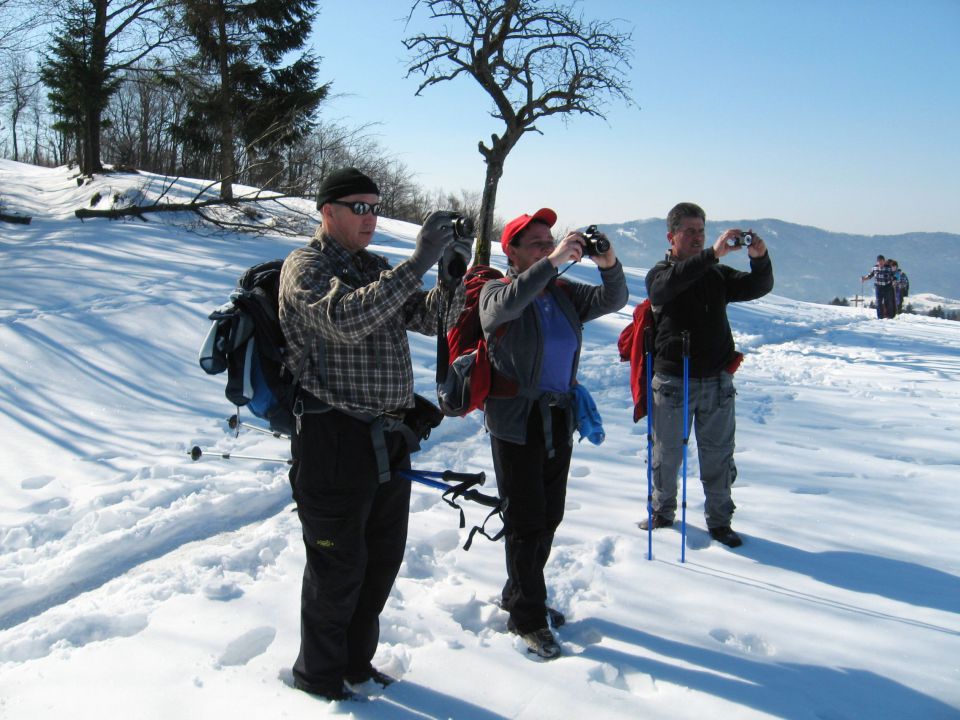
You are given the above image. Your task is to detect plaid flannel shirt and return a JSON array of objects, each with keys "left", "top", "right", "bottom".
[
  {"left": 866, "top": 263, "right": 893, "bottom": 286},
  {"left": 279, "top": 229, "right": 464, "bottom": 415}
]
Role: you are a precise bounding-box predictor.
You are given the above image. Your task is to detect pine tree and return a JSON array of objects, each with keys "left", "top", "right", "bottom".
[
  {"left": 175, "top": 0, "right": 328, "bottom": 201},
  {"left": 41, "top": 0, "right": 176, "bottom": 176},
  {"left": 42, "top": 1, "right": 115, "bottom": 174}
]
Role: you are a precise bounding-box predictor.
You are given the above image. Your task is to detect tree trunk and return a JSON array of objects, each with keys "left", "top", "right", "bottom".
[
  {"left": 216, "top": 3, "right": 234, "bottom": 202},
  {"left": 82, "top": 0, "right": 109, "bottom": 175},
  {"left": 476, "top": 156, "right": 504, "bottom": 266},
  {"left": 11, "top": 113, "right": 18, "bottom": 162}
]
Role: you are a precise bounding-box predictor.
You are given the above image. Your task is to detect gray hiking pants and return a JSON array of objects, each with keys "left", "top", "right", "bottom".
[{"left": 651, "top": 372, "right": 738, "bottom": 529}]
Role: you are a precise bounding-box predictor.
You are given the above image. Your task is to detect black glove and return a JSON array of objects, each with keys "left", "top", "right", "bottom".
[
  {"left": 409, "top": 211, "right": 458, "bottom": 276},
  {"left": 438, "top": 236, "right": 473, "bottom": 288}
]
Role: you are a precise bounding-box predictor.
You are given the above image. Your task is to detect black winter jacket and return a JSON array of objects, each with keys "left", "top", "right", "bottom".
[{"left": 645, "top": 249, "right": 773, "bottom": 378}]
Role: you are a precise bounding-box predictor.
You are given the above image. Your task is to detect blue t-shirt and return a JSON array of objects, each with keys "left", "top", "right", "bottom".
[{"left": 535, "top": 293, "right": 577, "bottom": 392}]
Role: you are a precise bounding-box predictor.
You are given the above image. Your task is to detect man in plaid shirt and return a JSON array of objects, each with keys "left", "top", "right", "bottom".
[
  {"left": 279, "top": 167, "right": 468, "bottom": 701},
  {"left": 862, "top": 254, "right": 895, "bottom": 319}
]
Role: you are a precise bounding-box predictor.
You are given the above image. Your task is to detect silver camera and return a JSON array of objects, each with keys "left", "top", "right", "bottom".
[{"left": 726, "top": 232, "right": 754, "bottom": 248}]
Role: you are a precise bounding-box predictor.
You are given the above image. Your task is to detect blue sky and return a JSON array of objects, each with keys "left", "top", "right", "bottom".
[{"left": 308, "top": 0, "right": 960, "bottom": 236}]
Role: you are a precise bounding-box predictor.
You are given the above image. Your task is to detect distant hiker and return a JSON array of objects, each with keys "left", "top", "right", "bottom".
[
  {"left": 889, "top": 259, "right": 909, "bottom": 314},
  {"left": 862, "top": 255, "right": 895, "bottom": 319},
  {"left": 642, "top": 203, "right": 774, "bottom": 548},
  {"left": 479, "top": 209, "right": 628, "bottom": 659},
  {"left": 278, "top": 167, "right": 469, "bottom": 701}
]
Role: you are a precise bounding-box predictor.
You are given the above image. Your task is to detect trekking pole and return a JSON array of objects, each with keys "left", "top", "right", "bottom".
[
  {"left": 188, "top": 445, "right": 291, "bottom": 464},
  {"left": 644, "top": 324, "right": 655, "bottom": 561},
  {"left": 228, "top": 414, "right": 288, "bottom": 440},
  {"left": 397, "top": 469, "right": 500, "bottom": 508},
  {"left": 680, "top": 330, "right": 690, "bottom": 564},
  {"left": 405, "top": 469, "right": 486, "bottom": 484}
]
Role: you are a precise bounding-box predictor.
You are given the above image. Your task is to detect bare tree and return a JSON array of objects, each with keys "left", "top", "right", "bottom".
[
  {"left": 4, "top": 55, "right": 41, "bottom": 161},
  {"left": 0, "top": 1, "right": 48, "bottom": 54},
  {"left": 404, "top": 0, "right": 634, "bottom": 263}
]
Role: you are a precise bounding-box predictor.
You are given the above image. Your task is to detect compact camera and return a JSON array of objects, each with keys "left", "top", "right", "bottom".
[
  {"left": 451, "top": 214, "right": 475, "bottom": 239},
  {"left": 726, "top": 232, "right": 754, "bottom": 248},
  {"left": 582, "top": 225, "right": 611, "bottom": 256},
  {"left": 440, "top": 213, "right": 475, "bottom": 282}
]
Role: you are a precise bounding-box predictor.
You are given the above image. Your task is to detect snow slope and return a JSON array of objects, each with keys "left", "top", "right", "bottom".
[{"left": 1, "top": 161, "right": 958, "bottom": 719}]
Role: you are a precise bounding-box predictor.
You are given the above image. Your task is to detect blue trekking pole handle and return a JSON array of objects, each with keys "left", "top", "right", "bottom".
[
  {"left": 397, "top": 470, "right": 500, "bottom": 508},
  {"left": 681, "top": 331, "right": 690, "bottom": 564},
  {"left": 405, "top": 469, "right": 487, "bottom": 485},
  {"left": 398, "top": 471, "right": 449, "bottom": 492},
  {"left": 644, "top": 325, "right": 654, "bottom": 561}
]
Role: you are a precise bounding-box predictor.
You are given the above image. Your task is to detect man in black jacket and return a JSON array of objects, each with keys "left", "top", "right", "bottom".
[{"left": 642, "top": 202, "right": 774, "bottom": 548}]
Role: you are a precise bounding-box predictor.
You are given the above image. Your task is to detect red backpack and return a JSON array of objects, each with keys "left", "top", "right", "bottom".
[
  {"left": 618, "top": 301, "right": 744, "bottom": 423},
  {"left": 617, "top": 299, "right": 654, "bottom": 422},
  {"left": 438, "top": 266, "right": 582, "bottom": 417},
  {"left": 437, "top": 266, "right": 513, "bottom": 416}
]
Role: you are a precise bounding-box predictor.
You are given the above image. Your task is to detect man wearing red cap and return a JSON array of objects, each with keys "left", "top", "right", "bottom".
[{"left": 479, "top": 209, "right": 627, "bottom": 659}]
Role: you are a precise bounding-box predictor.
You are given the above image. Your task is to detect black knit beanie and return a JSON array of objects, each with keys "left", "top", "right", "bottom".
[{"left": 316, "top": 167, "right": 380, "bottom": 210}]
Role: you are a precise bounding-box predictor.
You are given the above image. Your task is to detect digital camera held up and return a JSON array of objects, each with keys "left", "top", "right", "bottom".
[
  {"left": 440, "top": 213, "right": 476, "bottom": 284},
  {"left": 726, "top": 232, "right": 754, "bottom": 248},
  {"left": 451, "top": 214, "right": 475, "bottom": 239},
  {"left": 582, "top": 225, "right": 611, "bottom": 256}
]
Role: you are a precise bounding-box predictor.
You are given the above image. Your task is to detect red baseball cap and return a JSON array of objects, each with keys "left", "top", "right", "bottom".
[{"left": 500, "top": 208, "right": 558, "bottom": 254}]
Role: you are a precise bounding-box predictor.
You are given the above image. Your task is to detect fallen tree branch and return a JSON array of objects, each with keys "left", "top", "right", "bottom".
[
  {"left": 75, "top": 196, "right": 230, "bottom": 220},
  {"left": 74, "top": 192, "right": 296, "bottom": 221},
  {"left": 1, "top": 212, "right": 32, "bottom": 225}
]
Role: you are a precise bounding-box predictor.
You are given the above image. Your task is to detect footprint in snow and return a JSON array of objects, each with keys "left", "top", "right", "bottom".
[
  {"left": 588, "top": 662, "right": 658, "bottom": 697},
  {"left": 559, "top": 620, "right": 603, "bottom": 652},
  {"left": 0, "top": 613, "right": 149, "bottom": 663},
  {"left": 203, "top": 578, "right": 243, "bottom": 601},
  {"left": 684, "top": 526, "right": 712, "bottom": 550},
  {"left": 751, "top": 395, "right": 774, "bottom": 424},
  {"left": 709, "top": 628, "right": 774, "bottom": 656},
  {"left": 21, "top": 475, "right": 55, "bottom": 490},
  {"left": 595, "top": 536, "right": 617, "bottom": 567},
  {"left": 791, "top": 487, "right": 830, "bottom": 495},
  {"left": 776, "top": 439, "right": 819, "bottom": 451},
  {"left": 216, "top": 626, "right": 277, "bottom": 668},
  {"left": 569, "top": 465, "right": 591, "bottom": 478}
]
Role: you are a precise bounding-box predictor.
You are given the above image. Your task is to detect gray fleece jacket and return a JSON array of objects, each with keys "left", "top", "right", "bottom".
[{"left": 479, "top": 257, "right": 628, "bottom": 444}]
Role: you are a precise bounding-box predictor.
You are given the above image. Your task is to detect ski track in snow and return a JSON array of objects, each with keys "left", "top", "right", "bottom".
[{"left": 2, "top": 162, "right": 959, "bottom": 719}]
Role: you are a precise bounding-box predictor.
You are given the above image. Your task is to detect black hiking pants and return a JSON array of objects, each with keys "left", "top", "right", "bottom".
[
  {"left": 289, "top": 408, "right": 411, "bottom": 695},
  {"left": 491, "top": 405, "right": 572, "bottom": 635}
]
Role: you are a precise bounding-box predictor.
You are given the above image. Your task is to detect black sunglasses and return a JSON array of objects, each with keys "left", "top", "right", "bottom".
[{"left": 329, "top": 200, "right": 381, "bottom": 216}]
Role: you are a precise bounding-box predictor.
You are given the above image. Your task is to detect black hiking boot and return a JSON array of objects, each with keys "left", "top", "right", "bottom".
[
  {"left": 519, "top": 627, "right": 561, "bottom": 660},
  {"left": 547, "top": 607, "right": 565, "bottom": 628},
  {"left": 294, "top": 678, "right": 364, "bottom": 702},
  {"left": 506, "top": 618, "right": 562, "bottom": 660},
  {"left": 345, "top": 666, "right": 395, "bottom": 689},
  {"left": 709, "top": 526, "right": 743, "bottom": 548},
  {"left": 638, "top": 514, "right": 674, "bottom": 530}
]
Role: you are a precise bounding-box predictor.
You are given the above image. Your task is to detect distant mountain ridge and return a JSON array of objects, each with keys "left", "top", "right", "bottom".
[{"left": 596, "top": 217, "right": 959, "bottom": 304}]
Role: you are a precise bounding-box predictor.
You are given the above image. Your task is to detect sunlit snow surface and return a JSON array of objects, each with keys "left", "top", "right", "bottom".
[{"left": 1, "top": 161, "right": 957, "bottom": 719}]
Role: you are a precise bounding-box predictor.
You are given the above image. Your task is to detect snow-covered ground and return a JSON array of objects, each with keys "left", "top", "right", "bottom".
[{"left": 1, "top": 160, "right": 958, "bottom": 719}]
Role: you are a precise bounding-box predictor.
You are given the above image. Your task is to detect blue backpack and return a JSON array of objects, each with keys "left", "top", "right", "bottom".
[{"left": 199, "top": 260, "right": 304, "bottom": 435}]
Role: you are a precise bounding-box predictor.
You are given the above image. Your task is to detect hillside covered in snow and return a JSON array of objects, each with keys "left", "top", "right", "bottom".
[{"left": 1, "top": 161, "right": 958, "bottom": 719}]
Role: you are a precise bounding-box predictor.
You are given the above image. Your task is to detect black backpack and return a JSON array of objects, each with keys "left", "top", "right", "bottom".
[{"left": 199, "top": 259, "right": 304, "bottom": 436}]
